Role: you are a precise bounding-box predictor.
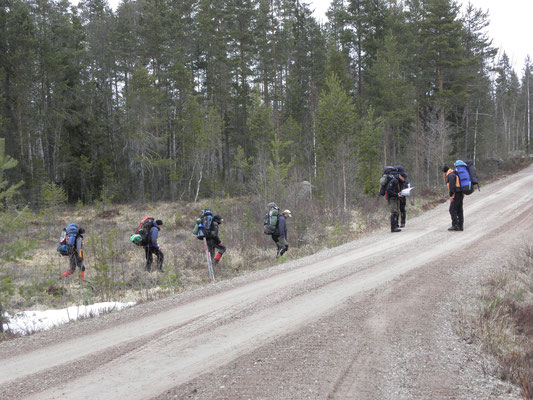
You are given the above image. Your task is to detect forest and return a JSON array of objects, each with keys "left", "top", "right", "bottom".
[{"left": 1, "top": 0, "right": 531, "bottom": 210}]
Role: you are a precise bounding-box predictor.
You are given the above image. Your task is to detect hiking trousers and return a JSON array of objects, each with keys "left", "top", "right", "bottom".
[
  {"left": 399, "top": 197, "right": 407, "bottom": 225},
  {"left": 207, "top": 238, "right": 226, "bottom": 260},
  {"left": 69, "top": 252, "right": 85, "bottom": 273},
  {"left": 145, "top": 247, "right": 164, "bottom": 271},
  {"left": 449, "top": 194, "right": 464, "bottom": 229},
  {"left": 272, "top": 234, "right": 289, "bottom": 256},
  {"left": 388, "top": 197, "right": 400, "bottom": 228}
]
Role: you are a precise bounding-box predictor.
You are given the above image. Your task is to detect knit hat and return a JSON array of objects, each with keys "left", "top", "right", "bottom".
[
  {"left": 155, "top": 219, "right": 163, "bottom": 226},
  {"left": 442, "top": 165, "right": 449, "bottom": 173}
]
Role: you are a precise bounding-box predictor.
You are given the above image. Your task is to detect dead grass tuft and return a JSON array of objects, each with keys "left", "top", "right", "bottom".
[
  {"left": 421, "top": 197, "right": 447, "bottom": 211},
  {"left": 454, "top": 240, "right": 533, "bottom": 399},
  {"left": 96, "top": 208, "right": 121, "bottom": 218}
]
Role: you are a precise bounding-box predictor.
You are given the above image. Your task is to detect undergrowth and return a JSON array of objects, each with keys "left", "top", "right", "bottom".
[
  {"left": 2, "top": 158, "right": 531, "bottom": 340},
  {"left": 455, "top": 242, "right": 533, "bottom": 399}
]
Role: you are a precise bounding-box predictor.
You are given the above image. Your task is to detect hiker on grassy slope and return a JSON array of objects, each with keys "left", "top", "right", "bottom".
[
  {"left": 206, "top": 215, "right": 226, "bottom": 265},
  {"left": 273, "top": 209, "right": 291, "bottom": 258},
  {"left": 62, "top": 227, "right": 86, "bottom": 279},
  {"left": 145, "top": 219, "right": 164, "bottom": 272},
  {"left": 443, "top": 165, "right": 464, "bottom": 231},
  {"left": 386, "top": 172, "right": 406, "bottom": 233}
]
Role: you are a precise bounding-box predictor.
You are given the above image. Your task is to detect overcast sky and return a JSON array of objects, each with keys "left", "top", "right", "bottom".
[{"left": 309, "top": 0, "right": 532, "bottom": 74}]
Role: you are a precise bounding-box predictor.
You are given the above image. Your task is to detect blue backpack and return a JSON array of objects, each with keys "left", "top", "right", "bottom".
[
  {"left": 195, "top": 209, "right": 213, "bottom": 240},
  {"left": 454, "top": 160, "right": 474, "bottom": 195},
  {"left": 57, "top": 223, "right": 79, "bottom": 256}
]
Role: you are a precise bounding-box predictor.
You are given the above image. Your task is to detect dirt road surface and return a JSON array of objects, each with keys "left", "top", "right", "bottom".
[{"left": 2, "top": 165, "right": 532, "bottom": 400}]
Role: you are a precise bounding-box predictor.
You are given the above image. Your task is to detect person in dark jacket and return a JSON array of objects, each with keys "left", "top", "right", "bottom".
[
  {"left": 443, "top": 165, "right": 464, "bottom": 231},
  {"left": 272, "top": 209, "right": 291, "bottom": 258},
  {"left": 145, "top": 219, "right": 164, "bottom": 271},
  {"left": 206, "top": 215, "right": 226, "bottom": 265},
  {"left": 386, "top": 173, "right": 406, "bottom": 232},
  {"left": 398, "top": 172, "right": 410, "bottom": 228},
  {"left": 62, "top": 227, "right": 86, "bottom": 279}
]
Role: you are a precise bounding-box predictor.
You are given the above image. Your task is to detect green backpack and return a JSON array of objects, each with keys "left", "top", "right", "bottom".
[{"left": 263, "top": 203, "right": 279, "bottom": 235}]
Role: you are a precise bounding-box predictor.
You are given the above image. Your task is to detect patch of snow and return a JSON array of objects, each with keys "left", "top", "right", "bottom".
[{"left": 2, "top": 301, "right": 136, "bottom": 335}]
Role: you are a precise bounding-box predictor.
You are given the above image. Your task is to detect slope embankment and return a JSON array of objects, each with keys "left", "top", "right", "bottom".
[{"left": 1, "top": 165, "right": 532, "bottom": 399}]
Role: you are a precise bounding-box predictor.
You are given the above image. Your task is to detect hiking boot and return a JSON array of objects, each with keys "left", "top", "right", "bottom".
[
  {"left": 214, "top": 258, "right": 219, "bottom": 266},
  {"left": 62, "top": 270, "right": 72, "bottom": 278},
  {"left": 391, "top": 227, "right": 402, "bottom": 233},
  {"left": 400, "top": 223, "right": 405, "bottom": 228},
  {"left": 448, "top": 226, "right": 459, "bottom": 231},
  {"left": 458, "top": 226, "right": 464, "bottom": 231},
  {"left": 78, "top": 271, "right": 85, "bottom": 279},
  {"left": 276, "top": 249, "right": 283, "bottom": 259}
]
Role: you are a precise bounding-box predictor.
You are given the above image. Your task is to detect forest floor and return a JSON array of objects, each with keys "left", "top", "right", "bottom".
[{"left": 1, "top": 163, "right": 532, "bottom": 399}]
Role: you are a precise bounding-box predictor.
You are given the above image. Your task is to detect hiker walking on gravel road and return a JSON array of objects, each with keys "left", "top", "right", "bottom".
[
  {"left": 443, "top": 165, "right": 464, "bottom": 231},
  {"left": 397, "top": 169, "right": 411, "bottom": 228},
  {"left": 273, "top": 209, "right": 291, "bottom": 258},
  {"left": 145, "top": 220, "right": 164, "bottom": 272},
  {"left": 386, "top": 172, "right": 406, "bottom": 233}
]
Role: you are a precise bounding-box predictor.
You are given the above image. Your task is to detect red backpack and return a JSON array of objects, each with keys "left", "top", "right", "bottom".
[{"left": 136, "top": 216, "right": 154, "bottom": 245}]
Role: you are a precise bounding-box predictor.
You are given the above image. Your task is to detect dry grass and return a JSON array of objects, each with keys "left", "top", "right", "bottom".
[
  {"left": 2, "top": 196, "right": 391, "bottom": 316},
  {"left": 454, "top": 241, "right": 533, "bottom": 399},
  {"left": 2, "top": 190, "right": 450, "bottom": 322}
]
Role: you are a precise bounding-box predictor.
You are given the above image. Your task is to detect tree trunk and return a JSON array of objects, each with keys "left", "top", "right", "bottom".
[
  {"left": 0, "top": 300, "right": 4, "bottom": 333},
  {"left": 194, "top": 169, "right": 203, "bottom": 203},
  {"left": 473, "top": 102, "right": 479, "bottom": 165},
  {"left": 342, "top": 159, "right": 347, "bottom": 212},
  {"left": 16, "top": 98, "right": 24, "bottom": 159},
  {"left": 526, "top": 74, "right": 531, "bottom": 155}
]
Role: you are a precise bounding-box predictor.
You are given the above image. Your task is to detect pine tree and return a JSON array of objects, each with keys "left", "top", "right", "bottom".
[
  {"left": 356, "top": 107, "right": 382, "bottom": 195},
  {"left": 0, "top": 138, "right": 34, "bottom": 333},
  {"left": 315, "top": 74, "right": 357, "bottom": 211},
  {"left": 458, "top": 3, "right": 496, "bottom": 160},
  {"left": 523, "top": 57, "right": 533, "bottom": 153},
  {"left": 367, "top": 31, "right": 415, "bottom": 165}
]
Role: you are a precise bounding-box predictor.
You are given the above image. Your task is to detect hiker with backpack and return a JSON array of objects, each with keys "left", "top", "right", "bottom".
[
  {"left": 60, "top": 226, "right": 86, "bottom": 279},
  {"left": 444, "top": 160, "right": 480, "bottom": 231},
  {"left": 385, "top": 172, "right": 407, "bottom": 233},
  {"left": 145, "top": 219, "right": 164, "bottom": 272},
  {"left": 272, "top": 209, "right": 292, "bottom": 258},
  {"left": 206, "top": 215, "right": 226, "bottom": 265},
  {"left": 395, "top": 166, "right": 411, "bottom": 228},
  {"left": 443, "top": 165, "right": 465, "bottom": 231}
]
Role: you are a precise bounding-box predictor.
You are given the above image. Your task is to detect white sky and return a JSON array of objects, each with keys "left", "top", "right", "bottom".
[{"left": 309, "top": 0, "right": 532, "bottom": 74}]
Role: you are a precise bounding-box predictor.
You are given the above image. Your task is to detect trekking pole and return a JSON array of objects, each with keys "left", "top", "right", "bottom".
[{"left": 203, "top": 237, "right": 216, "bottom": 283}]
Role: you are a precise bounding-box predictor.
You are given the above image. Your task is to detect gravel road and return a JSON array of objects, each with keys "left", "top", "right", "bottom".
[{"left": 1, "top": 165, "right": 532, "bottom": 400}]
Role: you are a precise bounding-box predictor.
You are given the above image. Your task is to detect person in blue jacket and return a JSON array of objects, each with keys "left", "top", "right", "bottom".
[
  {"left": 145, "top": 220, "right": 164, "bottom": 272},
  {"left": 272, "top": 210, "right": 291, "bottom": 258}
]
